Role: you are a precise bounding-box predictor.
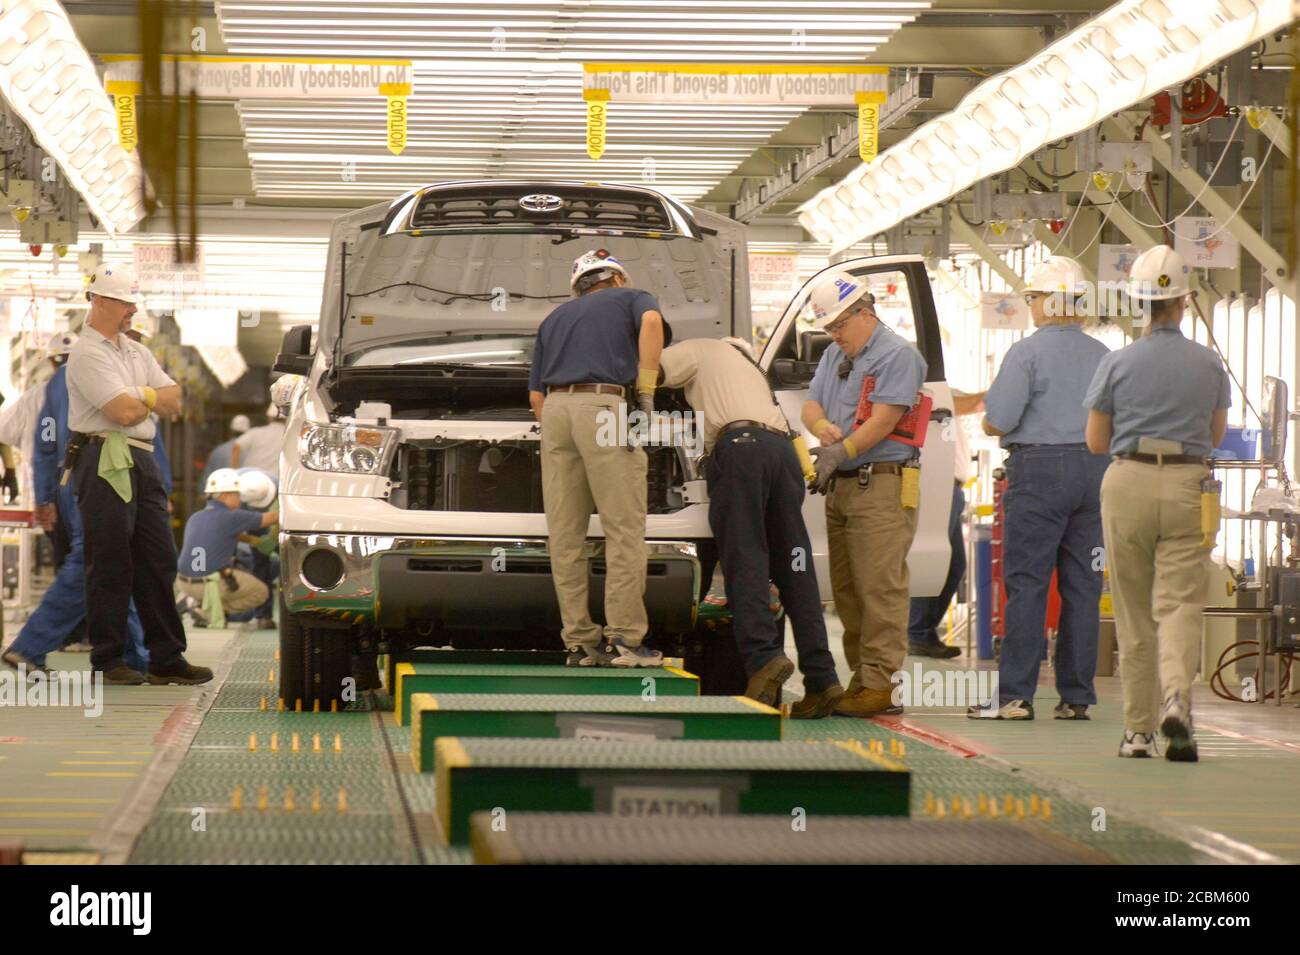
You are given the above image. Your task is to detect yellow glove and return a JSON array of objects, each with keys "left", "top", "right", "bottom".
[
  {"left": 811, "top": 417, "right": 833, "bottom": 439},
  {"left": 636, "top": 368, "right": 659, "bottom": 396},
  {"left": 140, "top": 386, "right": 157, "bottom": 411},
  {"left": 842, "top": 436, "right": 858, "bottom": 459}
]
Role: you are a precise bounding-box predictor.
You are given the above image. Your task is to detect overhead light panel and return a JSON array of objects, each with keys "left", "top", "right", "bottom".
[{"left": 799, "top": 0, "right": 1294, "bottom": 251}]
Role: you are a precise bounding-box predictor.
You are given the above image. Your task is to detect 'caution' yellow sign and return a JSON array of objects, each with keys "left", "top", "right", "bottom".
[
  {"left": 381, "top": 82, "right": 411, "bottom": 156},
  {"left": 584, "top": 88, "right": 609, "bottom": 160},
  {"left": 856, "top": 91, "right": 885, "bottom": 164},
  {"left": 106, "top": 81, "right": 141, "bottom": 152}
]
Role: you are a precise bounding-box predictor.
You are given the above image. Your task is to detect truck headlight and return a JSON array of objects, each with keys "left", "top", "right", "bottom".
[{"left": 299, "top": 423, "right": 398, "bottom": 475}]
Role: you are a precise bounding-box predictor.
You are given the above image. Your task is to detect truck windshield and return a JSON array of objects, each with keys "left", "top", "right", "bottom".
[{"left": 344, "top": 333, "right": 536, "bottom": 368}]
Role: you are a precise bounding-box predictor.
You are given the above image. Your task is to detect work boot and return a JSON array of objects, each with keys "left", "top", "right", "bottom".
[
  {"left": 744, "top": 654, "right": 794, "bottom": 707},
  {"left": 832, "top": 687, "right": 903, "bottom": 719},
  {"left": 147, "top": 658, "right": 214, "bottom": 685},
  {"left": 908, "top": 642, "right": 961, "bottom": 659},
  {"left": 789, "top": 683, "right": 844, "bottom": 720},
  {"left": 2, "top": 647, "right": 51, "bottom": 677},
  {"left": 102, "top": 666, "right": 147, "bottom": 685},
  {"left": 1053, "top": 702, "right": 1090, "bottom": 720}
]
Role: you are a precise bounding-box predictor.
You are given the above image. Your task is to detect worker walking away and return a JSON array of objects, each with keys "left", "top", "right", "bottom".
[
  {"left": 65, "top": 264, "right": 209, "bottom": 685},
  {"left": 908, "top": 389, "right": 983, "bottom": 659},
  {"left": 230, "top": 404, "right": 286, "bottom": 473},
  {"left": 658, "top": 336, "right": 841, "bottom": 714},
  {"left": 1084, "top": 246, "right": 1229, "bottom": 762},
  {"left": 802, "top": 271, "right": 928, "bottom": 718},
  {"left": 974, "top": 257, "right": 1111, "bottom": 721},
  {"left": 528, "top": 249, "right": 668, "bottom": 667},
  {"left": 1, "top": 336, "right": 151, "bottom": 677},
  {"left": 175, "top": 469, "right": 279, "bottom": 627}
]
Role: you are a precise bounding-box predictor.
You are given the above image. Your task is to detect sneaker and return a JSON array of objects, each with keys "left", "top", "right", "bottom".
[
  {"left": 147, "top": 659, "right": 214, "bottom": 685},
  {"left": 102, "top": 665, "right": 148, "bottom": 685},
  {"left": 1118, "top": 730, "right": 1157, "bottom": 758},
  {"left": 908, "top": 642, "right": 961, "bottom": 659},
  {"left": 565, "top": 645, "right": 599, "bottom": 668},
  {"left": 744, "top": 654, "right": 794, "bottom": 707},
  {"left": 600, "top": 638, "right": 663, "bottom": 668},
  {"left": 1, "top": 648, "right": 51, "bottom": 678},
  {"left": 1054, "top": 702, "right": 1090, "bottom": 720},
  {"left": 1159, "top": 694, "right": 1198, "bottom": 762},
  {"left": 967, "top": 699, "right": 1034, "bottom": 720},
  {"left": 789, "top": 683, "right": 844, "bottom": 720}
]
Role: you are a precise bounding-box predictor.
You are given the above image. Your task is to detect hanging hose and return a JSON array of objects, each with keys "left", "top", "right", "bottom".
[{"left": 1209, "top": 640, "right": 1295, "bottom": 702}]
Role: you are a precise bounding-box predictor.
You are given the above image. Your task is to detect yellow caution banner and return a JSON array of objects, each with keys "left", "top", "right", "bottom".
[
  {"left": 106, "top": 81, "right": 141, "bottom": 152},
  {"left": 856, "top": 91, "right": 886, "bottom": 164},
  {"left": 380, "top": 82, "right": 412, "bottom": 156},
  {"left": 584, "top": 88, "right": 609, "bottom": 160}
]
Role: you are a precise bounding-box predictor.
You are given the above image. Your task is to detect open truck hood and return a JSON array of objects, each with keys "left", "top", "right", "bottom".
[{"left": 314, "top": 180, "right": 751, "bottom": 365}]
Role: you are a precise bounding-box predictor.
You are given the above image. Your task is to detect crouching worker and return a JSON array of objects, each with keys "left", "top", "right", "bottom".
[
  {"left": 658, "top": 336, "right": 842, "bottom": 715},
  {"left": 176, "top": 468, "right": 279, "bottom": 627}
]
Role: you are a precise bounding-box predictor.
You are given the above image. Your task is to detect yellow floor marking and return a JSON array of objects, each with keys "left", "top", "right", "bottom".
[
  {"left": 0, "top": 797, "right": 117, "bottom": 804},
  {"left": 45, "top": 771, "right": 137, "bottom": 778},
  {"left": 59, "top": 760, "right": 145, "bottom": 766},
  {"left": 0, "top": 812, "right": 104, "bottom": 819},
  {"left": 73, "top": 751, "right": 117, "bottom": 755}
]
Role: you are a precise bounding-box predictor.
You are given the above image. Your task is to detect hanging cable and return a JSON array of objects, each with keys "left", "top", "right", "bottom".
[{"left": 1114, "top": 113, "right": 1246, "bottom": 228}]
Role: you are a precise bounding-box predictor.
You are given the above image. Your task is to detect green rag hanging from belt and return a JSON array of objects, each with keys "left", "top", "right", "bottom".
[
  {"left": 97, "top": 432, "right": 135, "bottom": 503},
  {"left": 201, "top": 574, "right": 227, "bottom": 629}
]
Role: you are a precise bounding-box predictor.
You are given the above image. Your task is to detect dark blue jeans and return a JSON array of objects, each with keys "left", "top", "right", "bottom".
[
  {"left": 707, "top": 428, "right": 839, "bottom": 693},
  {"left": 999, "top": 445, "right": 1109, "bottom": 706},
  {"left": 908, "top": 482, "right": 966, "bottom": 647}
]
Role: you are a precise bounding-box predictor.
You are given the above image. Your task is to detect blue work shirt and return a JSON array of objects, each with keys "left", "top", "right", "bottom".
[
  {"left": 32, "top": 364, "right": 70, "bottom": 507},
  {"left": 1084, "top": 325, "right": 1231, "bottom": 457},
  {"left": 984, "top": 323, "right": 1111, "bottom": 447},
  {"left": 177, "top": 500, "right": 265, "bottom": 577},
  {"left": 152, "top": 415, "right": 173, "bottom": 497},
  {"left": 528, "top": 287, "right": 669, "bottom": 393},
  {"left": 808, "top": 322, "right": 927, "bottom": 465}
]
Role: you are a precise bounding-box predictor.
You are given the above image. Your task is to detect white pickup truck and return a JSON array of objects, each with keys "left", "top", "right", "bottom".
[{"left": 271, "top": 180, "right": 955, "bottom": 708}]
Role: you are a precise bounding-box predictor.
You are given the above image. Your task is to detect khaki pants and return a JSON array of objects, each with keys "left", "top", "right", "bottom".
[
  {"left": 827, "top": 471, "right": 919, "bottom": 692},
  {"left": 1100, "top": 459, "right": 1208, "bottom": 733},
  {"left": 177, "top": 567, "right": 269, "bottom": 615},
  {"left": 541, "top": 392, "right": 648, "bottom": 648}
]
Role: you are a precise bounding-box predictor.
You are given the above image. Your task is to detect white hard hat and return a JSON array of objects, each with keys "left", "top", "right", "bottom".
[
  {"left": 85, "top": 264, "right": 143, "bottom": 306},
  {"left": 1025, "top": 256, "right": 1088, "bottom": 295},
  {"left": 47, "top": 332, "right": 77, "bottom": 357},
  {"left": 230, "top": 414, "right": 251, "bottom": 434},
  {"left": 236, "top": 468, "right": 277, "bottom": 509},
  {"left": 1127, "top": 245, "right": 1191, "bottom": 301},
  {"left": 205, "top": 467, "right": 241, "bottom": 495},
  {"left": 807, "top": 270, "right": 873, "bottom": 328},
  {"left": 571, "top": 249, "right": 629, "bottom": 292},
  {"left": 721, "top": 336, "right": 756, "bottom": 361}
]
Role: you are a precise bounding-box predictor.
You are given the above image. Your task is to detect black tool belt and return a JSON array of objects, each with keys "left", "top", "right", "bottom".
[
  {"left": 719, "top": 419, "right": 788, "bottom": 439},
  {"left": 836, "top": 461, "right": 905, "bottom": 478}
]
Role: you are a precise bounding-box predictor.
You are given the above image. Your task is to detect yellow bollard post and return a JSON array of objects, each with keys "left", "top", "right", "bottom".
[
  {"left": 924, "top": 792, "right": 936, "bottom": 815},
  {"left": 989, "top": 799, "right": 999, "bottom": 819},
  {"left": 337, "top": 787, "right": 348, "bottom": 813},
  {"left": 313, "top": 699, "right": 320, "bottom": 713},
  {"left": 935, "top": 800, "right": 946, "bottom": 819},
  {"left": 257, "top": 786, "right": 268, "bottom": 812},
  {"left": 291, "top": 733, "right": 300, "bottom": 754},
  {"left": 951, "top": 794, "right": 961, "bottom": 813},
  {"left": 331, "top": 700, "right": 338, "bottom": 713},
  {"left": 284, "top": 787, "right": 296, "bottom": 811},
  {"left": 1029, "top": 794, "right": 1040, "bottom": 816},
  {"left": 311, "top": 787, "right": 321, "bottom": 813},
  {"left": 312, "top": 733, "right": 321, "bottom": 754},
  {"left": 978, "top": 793, "right": 989, "bottom": 815},
  {"left": 1042, "top": 798, "right": 1052, "bottom": 821},
  {"left": 1003, "top": 794, "right": 1015, "bottom": 815},
  {"left": 277, "top": 698, "right": 285, "bottom": 713},
  {"left": 334, "top": 734, "right": 342, "bottom": 754},
  {"left": 268, "top": 667, "right": 275, "bottom": 683},
  {"left": 270, "top": 732, "right": 279, "bottom": 753},
  {"left": 962, "top": 797, "right": 973, "bottom": 819},
  {"left": 1015, "top": 798, "right": 1026, "bottom": 820},
  {"left": 897, "top": 741, "right": 906, "bottom": 758},
  {"left": 295, "top": 699, "right": 302, "bottom": 713},
  {"left": 274, "top": 649, "right": 280, "bottom": 662},
  {"left": 231, "top": 787, "right": 243, "bottom": 811},
  {"left": 248, "top": 733, "right": 257, "bottom": 752},
  {"left": 259, "top": 696, "right": 268, "bottom": 712}
]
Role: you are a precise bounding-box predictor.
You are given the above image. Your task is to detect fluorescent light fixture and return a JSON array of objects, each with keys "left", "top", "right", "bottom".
[
  {"left": 799, "top": 0, "right": 1294, "bottom": 251},
  {"left": 0, "top": 0, "right": 144, "bottom": 236}
]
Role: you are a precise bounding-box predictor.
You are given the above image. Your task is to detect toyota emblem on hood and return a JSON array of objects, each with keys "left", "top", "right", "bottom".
[{"left": 518, "top": 193, "right": 565, "bottom": 212}]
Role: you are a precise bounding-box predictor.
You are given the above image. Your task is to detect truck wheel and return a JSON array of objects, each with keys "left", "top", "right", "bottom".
[
  {"left": 279, "top": 597, "right": 307, "bottom": 708},
  {"left": 305, "top": 627, "right": 352, "bottom": 710}
]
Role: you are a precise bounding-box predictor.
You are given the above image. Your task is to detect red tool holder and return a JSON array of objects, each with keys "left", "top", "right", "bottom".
[
  {"left": 990, "top": 471, "right": 1059, "bottom": 642},
  {"left": 0, "top": 509, "right": 34, "bottom": 529}
]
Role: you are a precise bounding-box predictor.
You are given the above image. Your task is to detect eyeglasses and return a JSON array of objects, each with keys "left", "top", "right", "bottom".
[
  {"left": 1023, "top": 291, "right": 1045, "bottom": 306},
  {"left": 837, "top": 357, "right": 853, "bottom": 380}
]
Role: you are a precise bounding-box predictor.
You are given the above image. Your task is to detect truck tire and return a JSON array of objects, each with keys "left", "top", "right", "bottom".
[{"left": 279, "top": 599, "right": 351, "bottom": 710}]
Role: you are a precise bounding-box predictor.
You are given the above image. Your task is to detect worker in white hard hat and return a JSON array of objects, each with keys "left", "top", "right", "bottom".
[
  {"left": 230, "top": 404, "right": 286, "bottom": 473},
  {"left": 1084, "top": 245, "right": 1229, "bottom": 762},
  {"left": 800, "top": 270, "right": 928, "bottom": 718},
  {"left": 973, "top": 256, "right": 1112, "bottom": 722},
  {"left": 527, "top": 248, "right": 670, "bottom": 667},
  {"left": 652, "top": 335, "right": 839, "bottom": 713},
  {"left": 174, "top": 468, "right": 280, "bottom": 627},
  {"left": 64, "top": 263, "right": 209, "bottom": 685}
]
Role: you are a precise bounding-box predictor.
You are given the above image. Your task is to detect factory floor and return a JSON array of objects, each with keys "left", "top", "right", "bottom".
[{"left": 1, "top": 614, "right": 1297, "bottom": 864}]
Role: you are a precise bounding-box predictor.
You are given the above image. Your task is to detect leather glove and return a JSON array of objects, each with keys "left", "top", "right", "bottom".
[
  {"left": 809, "top": 439, "right": 857, "bottom": 494},
  {"left": 636, "top": 368, "right": 657, "bottom": 421},
  {"left": 637, "top": 390, "right": 655, "bottom": 420}
]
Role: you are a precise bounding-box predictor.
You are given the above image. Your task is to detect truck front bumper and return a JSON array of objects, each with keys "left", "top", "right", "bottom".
[{"left": 280, "top": 533, "right": 701, "bottom": 633}]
